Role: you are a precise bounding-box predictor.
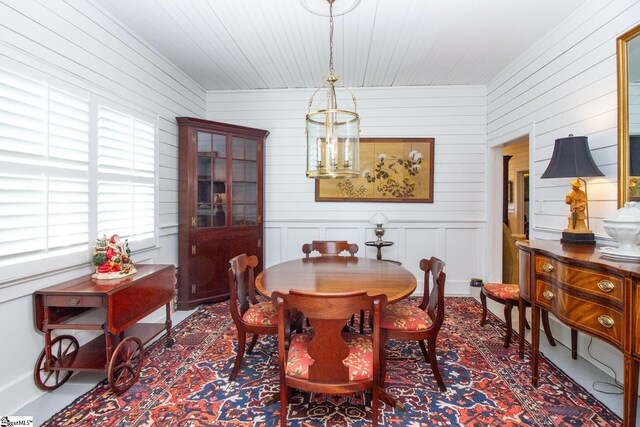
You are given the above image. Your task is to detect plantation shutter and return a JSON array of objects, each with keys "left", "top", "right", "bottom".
[
  {"left": 97, "top": 106, "right": 155, "bottom": 248},
  {"left": 0, "top": 68, "right": 89, "bottom": 269}
]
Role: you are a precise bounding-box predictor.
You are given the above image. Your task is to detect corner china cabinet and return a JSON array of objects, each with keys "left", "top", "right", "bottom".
[{"left": 176, "top": 117, "right": 269, "bottom": 310}]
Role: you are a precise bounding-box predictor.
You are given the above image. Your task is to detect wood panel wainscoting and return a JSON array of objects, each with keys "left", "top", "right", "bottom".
[
  {"left": 517, "top": 240, "right": 639, "bottom": 427},
  {"left": 263, "top": 222, "right": 486, "bottom": 297}
]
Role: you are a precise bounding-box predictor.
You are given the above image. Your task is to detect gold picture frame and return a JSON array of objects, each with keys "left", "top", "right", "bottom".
[{"left": 315, "top": 137, "right": 434, "bottom": 202}]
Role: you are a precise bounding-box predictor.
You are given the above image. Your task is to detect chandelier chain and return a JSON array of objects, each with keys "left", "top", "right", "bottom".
[{"left": 329, "top": 0, "right": 335, "bottom": 76}]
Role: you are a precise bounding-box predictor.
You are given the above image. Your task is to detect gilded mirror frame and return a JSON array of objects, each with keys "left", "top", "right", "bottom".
[{"left": 617, "top": 24, "right": 640, "bottom": 207}]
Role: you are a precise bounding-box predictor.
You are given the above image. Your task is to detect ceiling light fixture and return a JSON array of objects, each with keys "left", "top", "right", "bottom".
[
  {"left": 300, "top": 0, "right": 361, "bottom": 17},
  {"left": 305, "top": 0, "right": 360, "bottom": 179}
]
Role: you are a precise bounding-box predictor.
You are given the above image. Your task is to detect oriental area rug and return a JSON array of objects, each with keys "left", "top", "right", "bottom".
[{"left": 43, "top": 298, "right": 621, "bottom": 426}]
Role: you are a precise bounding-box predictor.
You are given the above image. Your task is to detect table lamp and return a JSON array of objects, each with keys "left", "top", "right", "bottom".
[
  {"left": 540, "top": 135, "right": 603, "bottom": 244},
  {"left": 370, "top": 211, "right": 389, "bottom": 242}
]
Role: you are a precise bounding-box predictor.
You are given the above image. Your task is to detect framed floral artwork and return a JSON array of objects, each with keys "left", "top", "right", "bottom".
[{"left": 315, "top": 137, "right": 434, "bottom": 202}]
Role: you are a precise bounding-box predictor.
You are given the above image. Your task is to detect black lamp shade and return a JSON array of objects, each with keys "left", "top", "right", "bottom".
[{"left": 541, "top": 136, "right": 604, "bottom": 179}]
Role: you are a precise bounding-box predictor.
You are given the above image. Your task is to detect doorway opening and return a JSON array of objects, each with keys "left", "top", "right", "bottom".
[{"left": 502, "top": 137, "right": 530, "bottom": 239}]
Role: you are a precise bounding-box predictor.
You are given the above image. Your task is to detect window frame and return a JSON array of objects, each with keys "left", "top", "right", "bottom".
[{"left": 0, "top": 67, "right": 159, "bottom": 285}]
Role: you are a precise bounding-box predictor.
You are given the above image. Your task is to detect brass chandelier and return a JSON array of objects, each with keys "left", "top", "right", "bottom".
[{"left": 305, "top": 0, "right": 360, "bottom": 179}]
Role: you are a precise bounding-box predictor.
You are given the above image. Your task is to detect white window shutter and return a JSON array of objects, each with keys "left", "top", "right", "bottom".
[
  {"left": 96, "top": 105, "right": 156, "bottom": 248},
  {"left": 0, "top": 67, "right": 156, "bottom": 280}
]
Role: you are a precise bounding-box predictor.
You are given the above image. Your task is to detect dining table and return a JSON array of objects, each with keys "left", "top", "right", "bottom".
[
  {"left": 255, "top": 255, "right": 417, "bottom": 411},
  {"left": 255, "top": 256, "right": 416, "bottom": 302}
]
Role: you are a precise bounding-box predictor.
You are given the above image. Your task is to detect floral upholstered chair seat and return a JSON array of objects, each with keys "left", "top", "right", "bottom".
[
  {"left": 241, "top": 301, "right": 278, "bottom": 326},
  {"left": 285, "top": 333, "right": 373, "bottom": 381},
  {"left": 482, "top": 283, "right": 519, "bottom": 301},
  {"left": 381, "top": 304, "right": 433, "bottom": 331}
]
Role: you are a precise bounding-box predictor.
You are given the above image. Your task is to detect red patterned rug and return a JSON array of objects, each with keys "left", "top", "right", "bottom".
[{"left": 43, "top": 297, "right": 621, "bottom": 426}]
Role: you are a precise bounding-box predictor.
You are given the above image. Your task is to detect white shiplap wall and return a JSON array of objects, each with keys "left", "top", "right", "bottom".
[
  {"left": 206, "top": 85, "right": 489, "bottom": 296},
  {"left": 0, "top": 0, "right": 205, "bottom": 414},
  {"left": 488, "top": 0, "right": 640, "bottom": 239},
  {"left": 487, "top": 0, "right": 640, "bottom": 383}
]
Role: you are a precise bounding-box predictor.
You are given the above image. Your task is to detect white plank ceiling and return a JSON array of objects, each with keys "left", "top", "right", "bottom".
[{"left": 94, "top": 0, "right": 585, "bottom": 90}]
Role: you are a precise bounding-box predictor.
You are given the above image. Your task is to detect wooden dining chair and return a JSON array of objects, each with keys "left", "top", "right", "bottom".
[
  {"left": 302, "top": 240, "right": 359, "bottom": 258},
  {"left": 380, "top": 257, "right": 448, "bottom": 392},
  {"left": 480, "top": 224, "right": 558, "bottom": 351},
  {"left": 272, "top": 289, "right": 387, "bottom": 427},
  {"left": 227, "top": 253, "right": 278, "bottom": 381},
  {"left": 301, "top": 240, "right": 362, "bottom": 331}
]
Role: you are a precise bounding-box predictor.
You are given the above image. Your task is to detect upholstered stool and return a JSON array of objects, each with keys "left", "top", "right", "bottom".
[{"left": 480, "top": 282, "right": 556, "bottom": 350}]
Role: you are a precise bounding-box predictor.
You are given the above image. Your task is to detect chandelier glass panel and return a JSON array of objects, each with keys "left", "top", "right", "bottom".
[{"left": 305, "top": 0, "right": 360, "bottom": 179}]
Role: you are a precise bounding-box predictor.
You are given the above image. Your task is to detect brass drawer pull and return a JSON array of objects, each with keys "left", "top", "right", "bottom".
[
  {"left": 543, "top": 290, "right": 555, "bottom": 300},
  {"left": 68, "top": 297, "right": 80, "bottom": 306},
  {"left": 597, "top": 280, "right": 615, "bottom": 293},
  {"left": 543, "top": 263, "right": 554, "bottom": 273},
  {"left": 597, "top": 315, "right": 614, "bottom": 328}
]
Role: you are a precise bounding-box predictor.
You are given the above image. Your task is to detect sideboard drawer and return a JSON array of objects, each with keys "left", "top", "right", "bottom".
[
  {"left": 535, "top": 256, "right": 623, "bottom": 305},
  {"left": 535, "top": 280, "right": 623, "bottom": 347},
  {"left": 44, "top": 294, "right": 103, "bottom": 308}
]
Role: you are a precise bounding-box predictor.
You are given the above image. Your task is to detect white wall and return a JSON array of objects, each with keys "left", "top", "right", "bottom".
[
  {"left": 487, "top": 0, "right": 640, "bottom": 382},
  {"left": 206, "top": 85, "right": 489, "bottom": 296},
  {"left": 0, "top": 0, "right": 204, "bottom": 415},
  {"left": 488, "top": 0, "right": 640, "bottom": 238}
]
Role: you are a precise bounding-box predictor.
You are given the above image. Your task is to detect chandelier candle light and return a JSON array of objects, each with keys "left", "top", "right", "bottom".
[{"left": 305, "top": 0, "right": 360, "bottom": 179}]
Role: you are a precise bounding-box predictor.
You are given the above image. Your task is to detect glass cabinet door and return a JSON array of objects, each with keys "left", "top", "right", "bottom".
[
  {"left": 197, "top": 131, "right": 226, "bottom": 227},
  {"left": 231, "top": 136, "right": 258, "bottom": 226}
]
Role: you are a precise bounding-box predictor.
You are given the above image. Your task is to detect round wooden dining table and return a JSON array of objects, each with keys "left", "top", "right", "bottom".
[{"left": 255, "top": 256, "right": 416, "bottom": 302}]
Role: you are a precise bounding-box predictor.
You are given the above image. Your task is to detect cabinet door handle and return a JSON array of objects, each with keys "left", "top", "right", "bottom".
[
  {"left": 597, "top": 280, "right": 614, "bottom": 293},
  {"left": 597, "top": 315, "right": 614, "bottom": 328},
  {"left": 543, "top": 263, "right": 554, "bottom": 273},
  {"left": 543, "top": 290, "right": 555, "bottom": 300}
]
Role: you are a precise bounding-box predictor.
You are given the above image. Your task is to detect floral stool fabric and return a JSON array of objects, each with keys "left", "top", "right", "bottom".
[
  {"left": 483, "top": 283, "right": 519, "bottom": 301},
  {"left": 242, "top": 302, "right": 278, "bottom": 326},
  {"left": 286, "top": 333, "right": 373, "bottom": 381},
  {"left": 381, "top": 305, "right": 433, "bottom": 331}
]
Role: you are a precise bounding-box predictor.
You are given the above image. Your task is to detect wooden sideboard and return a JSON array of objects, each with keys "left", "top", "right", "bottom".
[{"left": 517, "top": 240, "right": 639, "bottom": 427}]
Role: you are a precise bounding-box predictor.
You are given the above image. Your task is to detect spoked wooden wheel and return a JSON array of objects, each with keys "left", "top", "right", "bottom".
[
  {"left": 108, "top": 336, "right": 144, "bottom": 394},
  {"left": 34, "top": 335, "right": 79, "bottom": 391}
]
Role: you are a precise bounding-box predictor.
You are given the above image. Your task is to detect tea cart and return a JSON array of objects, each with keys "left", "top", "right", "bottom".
[{"left": 33, "top": 264, "right": 175, "bottom": 394}]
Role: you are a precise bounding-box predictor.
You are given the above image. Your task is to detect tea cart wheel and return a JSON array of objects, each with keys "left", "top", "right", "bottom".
[
  {"left": 108, "top": 336, "right": 143, "bottom": 394},
  {"left": 34, "top": 335, "right": 79, "bottom": 391}
]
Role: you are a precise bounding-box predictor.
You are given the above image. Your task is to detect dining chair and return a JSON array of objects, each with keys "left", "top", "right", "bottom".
[
  {"left": 227, "top": 253, "right": 278, "bottom": 381},
  {"left": 479, "top": 223, "right": 557, "bottom": 351},
  {"left": 302, "top": 240, "right": 358, "bottom": 257},
  {"left": 272, "top": 289, "right": 387, "bottom": 427},
  {"left": 301, "top": 240, "right": 363, "bottom": 331},
  {"left": 380, "top": 256, "right": 447, "bottom": 392}
]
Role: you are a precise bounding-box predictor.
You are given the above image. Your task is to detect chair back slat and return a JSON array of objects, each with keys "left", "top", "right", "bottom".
[
  {"left": 302, "top": 240, "right": 359, "bottom": 258},
  {"left": 419, "top": 257, "right": 446, "bottom": 328},
  {"left": 228, "top": 254, "right": 259, "bottom": 318},
  {"left": 306, "top": 318, "right": 351, "bottom": 382}
]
